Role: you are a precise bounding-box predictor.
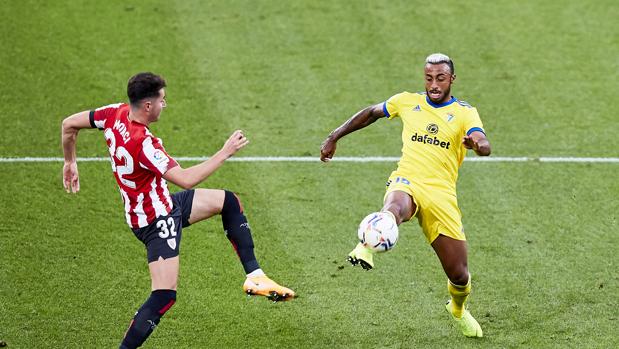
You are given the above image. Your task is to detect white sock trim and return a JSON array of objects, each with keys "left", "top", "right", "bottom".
[{"left": 246, "top": 269, "right": 265, "bottom": 278}]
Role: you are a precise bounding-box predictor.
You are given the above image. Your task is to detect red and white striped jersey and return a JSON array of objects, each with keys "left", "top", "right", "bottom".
[{"left": 90, "top": 103, "right": 179, "bottom": 228}]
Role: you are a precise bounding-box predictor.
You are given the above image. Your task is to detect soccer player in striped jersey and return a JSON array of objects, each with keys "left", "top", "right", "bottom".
[
  {"left": 320, "top": 54, "right": 490, "bottom": 338},
  {"left": 61, "top": 72, "right": 295, "bottom": 349}
]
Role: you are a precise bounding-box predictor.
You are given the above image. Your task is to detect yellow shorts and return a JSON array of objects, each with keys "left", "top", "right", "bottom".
[{"left": 384, "top": 171, "right": 465, "bottom": 243}]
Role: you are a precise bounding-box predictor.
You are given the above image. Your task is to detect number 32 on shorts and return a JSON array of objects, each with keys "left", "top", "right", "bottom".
[{"left": 156, "top": 217, "right": 178, "bottom": 250}]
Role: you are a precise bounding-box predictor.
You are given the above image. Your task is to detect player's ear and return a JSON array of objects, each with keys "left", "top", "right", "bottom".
[
  {"left": 451, "top": 74, "right": 456, "bottom": 83},
  {"left": 143, "top": 100, "right": 151, "bottom": 112}
]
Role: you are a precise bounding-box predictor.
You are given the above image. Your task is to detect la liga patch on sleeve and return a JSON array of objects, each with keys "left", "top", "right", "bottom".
[{"left": 152, "top": 149, "right": 170, "bottom": 167}]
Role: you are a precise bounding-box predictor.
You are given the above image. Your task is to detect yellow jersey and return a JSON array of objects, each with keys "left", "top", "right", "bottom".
[{"left": 383, "top": 91, "right": 485, "bottom": 190}]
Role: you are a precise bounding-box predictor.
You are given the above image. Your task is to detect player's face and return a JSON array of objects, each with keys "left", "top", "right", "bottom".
[
  {"left": 144, "top": 89, "right": 167, "bottom": 122},
  {"left": 424, "top": 63, "right": 455, "bottom": 104}
]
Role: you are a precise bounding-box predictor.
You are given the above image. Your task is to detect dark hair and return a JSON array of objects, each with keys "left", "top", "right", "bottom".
[{"left": 127, "top": 72, "right": 166, "bottom": 106}]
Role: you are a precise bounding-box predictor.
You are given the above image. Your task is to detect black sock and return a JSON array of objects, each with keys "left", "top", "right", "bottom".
[
  {"left": 119, "top": 289, "right": 176, "bottom": 349},
  {"left": 222, "top": 190, "right": 260, "bottom": 274}
]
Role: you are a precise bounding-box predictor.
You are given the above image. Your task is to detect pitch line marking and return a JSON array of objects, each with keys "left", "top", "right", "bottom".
[{"left": 0, "top": 156, "right": 618, "bottom": 163}]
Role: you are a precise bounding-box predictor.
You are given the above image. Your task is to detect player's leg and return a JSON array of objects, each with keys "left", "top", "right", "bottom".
[
  {"left": 187, "top": 188, "right": 225, "bottom": 223},
  {"left": 431, "top": 234, "right": 482, "bottom": 337},
  {"left": 189, "top": 188, "right": 295, "bottom": 301},
  {"left": 120, "top": 195, "right": 188, "bottom": 349},
  {"left": 431, "top": 235, "right": 469, "bottom": 283},
  {"left": 149, "top": 255, "right": 180, "bottom": 291},
  {"left": 382, "top": 190, "right": 416, "bottom": 225},
  {"left": 431, "top": 234, "right": 470, "bottom": 307},
  {"left": 348, "top": 190, "right": 417, "bottom": 270},
  {"left": 120, "top": 257, "right": 179, "bottom": 349},
  {"left": 188, "top": 188, "right": 260, "bottom": 274}
]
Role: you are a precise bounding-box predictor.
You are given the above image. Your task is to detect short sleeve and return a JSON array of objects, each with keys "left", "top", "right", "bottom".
[
  {"left": 89, "top": 103, "right": 124, "bottom": 130},
  {"left": 383, "top": 92, "right": 408, "bottom": 120},
  {"left": 463, "top": 108, "right": 485, "bottom": 136},
  {"left": 138, "top": 136, "right": 179, "bottom": 175}
]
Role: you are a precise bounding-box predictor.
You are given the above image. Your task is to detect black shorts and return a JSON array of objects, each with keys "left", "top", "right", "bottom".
[{"left": 132, "top": 189, "right": 195, "bottom": 263}]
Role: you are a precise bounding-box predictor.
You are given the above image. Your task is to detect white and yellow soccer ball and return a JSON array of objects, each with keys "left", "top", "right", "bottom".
[{"left": 357, "top": 211, "right": 399, "bottom": 252}]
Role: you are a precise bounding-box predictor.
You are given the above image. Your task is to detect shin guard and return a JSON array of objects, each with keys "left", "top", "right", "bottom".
[
  {"left": 447, "top": 275, "right": 471, "bottom": 318},
  {"left": 222, "top": 190, "right": 260, "bottom": 274},
  {"left": 120, "top": 289, "right": 176, "bottom": 349}
]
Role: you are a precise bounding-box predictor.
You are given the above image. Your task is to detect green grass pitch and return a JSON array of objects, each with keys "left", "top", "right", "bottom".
[{"left": 1, "top": 1, "right": 618, "bottom": 348}]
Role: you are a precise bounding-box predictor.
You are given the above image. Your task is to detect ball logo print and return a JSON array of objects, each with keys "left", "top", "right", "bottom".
[{"left": 357, "top": 212, "right": 399, "bottom": 252}]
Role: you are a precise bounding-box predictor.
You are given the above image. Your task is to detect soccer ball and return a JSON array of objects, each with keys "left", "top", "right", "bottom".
[{"left": 357, "top": 211, "right": 399, "bottom": 252}]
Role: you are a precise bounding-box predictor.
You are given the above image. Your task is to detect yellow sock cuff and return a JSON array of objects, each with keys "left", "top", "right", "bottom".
[
  {"left": 447, "top": 275, "right": 471, "bottom": 318},
  {"left": 447, "top": 276, "right": 471, "bottom": 295}
]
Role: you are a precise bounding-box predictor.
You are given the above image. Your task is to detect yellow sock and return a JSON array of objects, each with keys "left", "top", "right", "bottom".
[{"left": 447, "top": 275, "right": 471, "bottom": 318}]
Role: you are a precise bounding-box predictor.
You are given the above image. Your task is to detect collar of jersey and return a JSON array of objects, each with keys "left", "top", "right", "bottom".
[{"left": 425, "top": 95, "right": 456, "bottom": 108}]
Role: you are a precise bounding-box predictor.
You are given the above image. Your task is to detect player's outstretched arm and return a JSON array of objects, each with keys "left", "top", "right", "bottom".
[
  {"left": 462, "top": 131, "right": 491, "bottom": 156},
  {"left": 61, "top": 111, "right": 92, "bottom": 193},
  {"left": 320, "top": 103, "right": 385, "bottom": 162},
  {"left": 164, "top": 130, "right": 248, "bottom": 189}
]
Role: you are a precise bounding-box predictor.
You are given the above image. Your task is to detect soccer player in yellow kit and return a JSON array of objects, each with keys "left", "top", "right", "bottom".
[{"left": 320, "top": 53, "right": 491, "bottom": 338}]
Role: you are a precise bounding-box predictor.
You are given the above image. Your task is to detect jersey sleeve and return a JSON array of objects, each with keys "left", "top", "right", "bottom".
[
  {"left": 89, "top": 103, "right": 124, "bottom": 130},
  {"left": 138, "top": 136, "right": 179, "bottom": 175},
  {"left": 463, "top": 108, "right": 485, "bottom": 136},
  {"left": 382, "top": 92, "right": 408, "bottom": 120}
]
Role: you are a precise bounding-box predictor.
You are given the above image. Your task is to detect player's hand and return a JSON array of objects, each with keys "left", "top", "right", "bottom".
[
  {"left": 221, "top": 130, "right": 249, "bottom": 158},
  {"left": 320, "top": 136, "right": 337, "bottom": 162},
  {"left": 63, "top": 161, "right": 80, "bottom": 193},
  {"left": 462, "top": 135, "right": 475, "bottom": 150}
]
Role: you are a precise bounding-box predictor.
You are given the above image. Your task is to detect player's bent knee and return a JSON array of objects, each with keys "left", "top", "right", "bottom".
[
  {"left": 222, "top": 190, "right": 244, "bottom": 215},
  {"left": 189, "top": 189, "right": 226, "bottom": 223},
  {"left": 382, "top": 202, "right": 410, "bottom": 225},
  {"left": 383, "top": 192, "right": 415, "bottom": 224},
  {"left": 448, "top": 268, "right": 470, "bottom": 286},
  {"left": 151, "top": 272, "right": 178, "bottom": 290},
  {"left": 152, "top": 289, "right": 177, "bottom": 315},
  {"left": 149, "top": 257, "right": 180, "bottom": 290}
]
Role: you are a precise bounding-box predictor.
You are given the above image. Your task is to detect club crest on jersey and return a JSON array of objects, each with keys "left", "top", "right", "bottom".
[
  {"left": 412, "top": 105, "right": 421, "bottom": 112},
  {"left": 446, "top": 114, "right": 455, "bottom": 122},
  {"left": 426, "top": 123, "right": 439, "bottom": 135}
]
